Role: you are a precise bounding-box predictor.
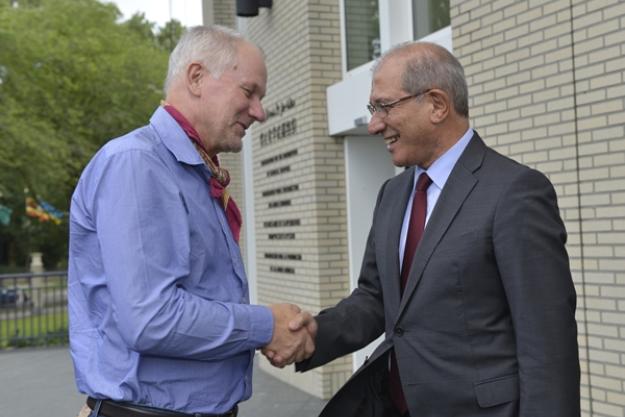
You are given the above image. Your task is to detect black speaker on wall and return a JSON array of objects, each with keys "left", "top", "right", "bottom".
[{"left": 236, "top": 0, "right": 273, "bottom": 17}]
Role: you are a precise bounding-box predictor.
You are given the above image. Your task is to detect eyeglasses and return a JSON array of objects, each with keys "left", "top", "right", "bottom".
[{"left": 366, "top": 89, "right": 431, "bottom": 116}]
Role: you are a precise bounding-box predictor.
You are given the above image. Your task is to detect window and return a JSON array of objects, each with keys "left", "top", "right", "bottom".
[
  {"left": 413, "top": 0, "right": 450, "bottom": 39},
  {"left": 344, "top": 0, "right": 380, "bottom": 71}
]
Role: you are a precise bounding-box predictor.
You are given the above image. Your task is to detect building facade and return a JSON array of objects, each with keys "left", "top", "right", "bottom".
[{"left": 202, "top": 0, "right": 625, "bottom": 415}]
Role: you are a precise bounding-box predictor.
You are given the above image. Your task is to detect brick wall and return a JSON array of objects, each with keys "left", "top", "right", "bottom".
[
  {"left": 243, "top": 0, "right": 351, "bottom": 399},
  {"left": 212, "top": 0, "right": 235, "bottom": 28},
  {"left": 450, "top": 0, "right": 625, "bottom": 415}
]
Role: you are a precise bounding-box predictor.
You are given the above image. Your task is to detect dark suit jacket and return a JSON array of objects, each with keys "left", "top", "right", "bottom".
[{"left": 297, "top": 132, "right": 580, "bottom": 417}]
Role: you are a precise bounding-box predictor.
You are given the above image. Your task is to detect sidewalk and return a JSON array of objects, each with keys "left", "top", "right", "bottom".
[{"left": 0, "top": 347, "right": 327, "bottom": 417}]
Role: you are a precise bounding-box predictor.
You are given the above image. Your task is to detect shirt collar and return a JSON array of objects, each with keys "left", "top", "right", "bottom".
[
  {"left": 415, "top": 127, "right": 474, "bottom": 190},
  {"left": 149, "top": 106, "right": 203, "bottom": 166}
]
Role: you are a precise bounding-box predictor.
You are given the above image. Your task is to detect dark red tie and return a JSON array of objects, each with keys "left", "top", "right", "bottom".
[
  {"left": 400, "top": 173, "right": 432, "bottom": 292},
  {"left": 390, "top": 172, "right": 432, "bottom": 415}
]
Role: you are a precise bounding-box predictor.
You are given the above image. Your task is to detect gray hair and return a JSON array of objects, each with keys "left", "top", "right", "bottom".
[
  {"left": 374, "top": 41, "right": 469, "bottom": 118},
  {"left": 163, "top": 25, "right": 243, "bottom": 95}
]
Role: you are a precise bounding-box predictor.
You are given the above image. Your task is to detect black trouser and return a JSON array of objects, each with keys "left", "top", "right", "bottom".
[{"left": 86, "top": 397, "right": 238, "bottom": 417}]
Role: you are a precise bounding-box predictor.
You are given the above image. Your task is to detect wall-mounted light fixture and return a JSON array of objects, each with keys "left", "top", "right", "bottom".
[{"left": 236, "top": 0, "right": 273, "bottom": 17}]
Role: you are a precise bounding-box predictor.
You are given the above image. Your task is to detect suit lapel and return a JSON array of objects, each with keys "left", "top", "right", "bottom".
[
  {"left": 384, "top": 168, "right": 417, "bottom": 303},
  {"left": 396, "top": 133, "right": 487, "bottom": 317}
]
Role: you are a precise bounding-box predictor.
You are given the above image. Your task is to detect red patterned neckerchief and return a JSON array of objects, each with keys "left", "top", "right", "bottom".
[{"left": 163, "top": 104, "right": 242, "bottom": 243}]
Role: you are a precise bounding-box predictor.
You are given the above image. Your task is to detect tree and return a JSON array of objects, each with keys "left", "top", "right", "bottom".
[
  {"left": 123, "top": 12, "right": 156, "bottom": 43},
  {"left": 0, "top": 0, "right": 172, "bottom": 268},
  {"left": 157, "top": 19, "right": 185, "bottom": 53}
]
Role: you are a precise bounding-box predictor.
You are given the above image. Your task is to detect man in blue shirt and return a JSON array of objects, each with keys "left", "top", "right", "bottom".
[{"left": 69, "top": 25, "right": 315, "bottom": 417}]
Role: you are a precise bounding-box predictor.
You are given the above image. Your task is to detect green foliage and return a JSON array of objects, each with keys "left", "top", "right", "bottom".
[
  {"left": 0, "top": 0, "right": 177, "bottom": 268},
  {"left": 157, "top": 19, "right": 185, "bottom": 52},
  {"left": 123, "top": 12, "right": 157, "bottom": 42}
]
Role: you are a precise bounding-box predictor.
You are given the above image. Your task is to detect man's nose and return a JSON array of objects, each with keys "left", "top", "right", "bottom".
[
  {"left": 250, "top": 98, "right": 266, "bottom": 123},
  {"left": 368, "top": 112, "right": 384, "bottom": 135}
]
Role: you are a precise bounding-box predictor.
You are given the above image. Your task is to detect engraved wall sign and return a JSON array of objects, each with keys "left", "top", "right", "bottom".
[
  {"left": 261, "top": 149, "right": 298, "bottom": 166},
  {"left": 259, "top": 118, "right": 297, "bottom": 147}
]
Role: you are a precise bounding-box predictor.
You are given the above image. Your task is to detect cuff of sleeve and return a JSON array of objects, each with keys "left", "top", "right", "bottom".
[{"left": 247, "top": 304, "right": 274, "bottom": 347}]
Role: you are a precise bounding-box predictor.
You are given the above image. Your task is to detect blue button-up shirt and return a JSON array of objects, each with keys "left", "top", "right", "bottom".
[{"left": 68, "top": 107, "right": 273, "bottom": 414}]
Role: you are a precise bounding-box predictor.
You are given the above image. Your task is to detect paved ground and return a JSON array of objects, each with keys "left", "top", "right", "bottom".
[{"left": 0, "top": 347, "right": 326, "bottom": 417}]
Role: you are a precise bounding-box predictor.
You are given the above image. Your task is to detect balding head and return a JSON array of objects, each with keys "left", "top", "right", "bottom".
[{"left": 374, "top": 42, "right": 469, "bottom": 118}]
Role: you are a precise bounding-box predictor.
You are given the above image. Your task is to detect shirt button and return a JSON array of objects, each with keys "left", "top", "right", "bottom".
[{"left": 394, "top": 327, "right": 404, "bottom": 336}]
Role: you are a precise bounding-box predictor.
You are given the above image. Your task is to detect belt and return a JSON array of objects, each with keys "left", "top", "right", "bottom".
[{"left": 87, "top": 397, "right": 238, "bottom": 417}]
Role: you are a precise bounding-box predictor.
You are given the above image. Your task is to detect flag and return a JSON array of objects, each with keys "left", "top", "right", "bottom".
[{"left": 25, "top": 197, "right": 63, "bottom": 225}]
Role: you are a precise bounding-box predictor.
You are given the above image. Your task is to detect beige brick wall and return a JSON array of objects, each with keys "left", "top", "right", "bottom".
[
  {"left": 451, "top": 0, "right": 625, "bottom": 416},
  {"left": 243, "top": 0, "right": 350, "bottom": 399},
  {"left": 212, "top": 0, "right": 235, "bottom": 28}
]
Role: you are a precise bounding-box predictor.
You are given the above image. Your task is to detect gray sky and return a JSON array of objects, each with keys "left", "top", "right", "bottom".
[{"left": 102, "top": 0, "right": 203, "bottom": 27}]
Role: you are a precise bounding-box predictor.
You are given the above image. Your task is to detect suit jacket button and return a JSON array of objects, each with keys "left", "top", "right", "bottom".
[{"left": 394, "top": 327, "right": 404, "bottom": 336}]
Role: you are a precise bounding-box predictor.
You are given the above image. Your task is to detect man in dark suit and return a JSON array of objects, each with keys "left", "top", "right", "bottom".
[{"left": 269, "top": 41, "right": 580, "bottom": 417}]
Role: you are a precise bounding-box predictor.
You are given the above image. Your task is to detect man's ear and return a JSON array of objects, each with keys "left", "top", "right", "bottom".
[
  {"left": 428, "top": 89, "right": 450, "bottom": 124},
  {"left": 186, "top": 62, "right": 204, "bottom": 97}
]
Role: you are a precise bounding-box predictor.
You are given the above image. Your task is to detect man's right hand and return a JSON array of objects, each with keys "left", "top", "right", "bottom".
[{"left": 262, "top": 304, "right": 317, "bottom": 368}]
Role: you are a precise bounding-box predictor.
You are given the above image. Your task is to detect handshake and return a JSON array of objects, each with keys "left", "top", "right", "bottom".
[{"left": 262, "top": 304, "right": 318, "bottom": 368}]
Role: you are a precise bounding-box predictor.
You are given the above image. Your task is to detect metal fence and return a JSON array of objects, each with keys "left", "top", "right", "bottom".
[{"left": 0, "top": 271, "right": 68, "bottom": 349}]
